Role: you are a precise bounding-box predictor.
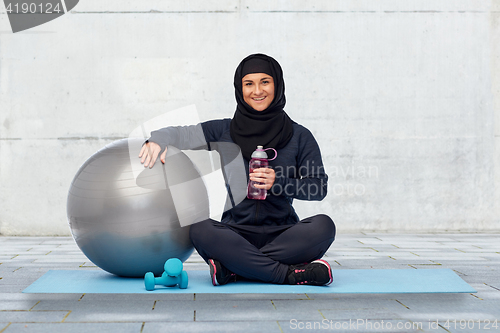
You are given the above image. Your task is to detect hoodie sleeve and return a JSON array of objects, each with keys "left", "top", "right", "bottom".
[{"left": 147, "top": 119, "right": 231, "bottom": 151}]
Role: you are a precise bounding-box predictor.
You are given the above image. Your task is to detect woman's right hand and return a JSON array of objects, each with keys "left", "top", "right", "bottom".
[{"left": 139, "top": 142, "right": 167, "bottom": 168}]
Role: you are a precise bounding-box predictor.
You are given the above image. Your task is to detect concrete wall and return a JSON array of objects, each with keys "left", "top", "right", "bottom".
[{"left": 0, "top": 0, "right": 499, "bottom": 235}]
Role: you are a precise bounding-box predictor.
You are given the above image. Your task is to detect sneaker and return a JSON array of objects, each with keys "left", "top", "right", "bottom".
[
  {"left": 286, "top": 259, "right": 333, "bottom": 286},
  {"left": 208, "top": 259, "right": 237, "bottom": 286}
]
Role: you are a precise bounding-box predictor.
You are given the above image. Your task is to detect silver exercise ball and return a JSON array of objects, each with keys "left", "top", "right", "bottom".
[{"left": 67, "top": 138, "right": 209, "bottom": 277}]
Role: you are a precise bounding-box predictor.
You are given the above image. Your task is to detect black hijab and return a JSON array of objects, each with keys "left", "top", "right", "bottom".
[{"left": 230, "top": 54, "right": 294, "bottom": 161}]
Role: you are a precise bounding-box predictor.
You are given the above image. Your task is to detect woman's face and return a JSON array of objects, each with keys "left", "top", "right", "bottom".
[{"left": 242, "top": 73, "right": 275, "bottom": 111}]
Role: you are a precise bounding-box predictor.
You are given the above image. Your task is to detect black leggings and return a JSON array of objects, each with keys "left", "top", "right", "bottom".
[{"left": 189, "top": 214, "right": 336, "bottom": 284}]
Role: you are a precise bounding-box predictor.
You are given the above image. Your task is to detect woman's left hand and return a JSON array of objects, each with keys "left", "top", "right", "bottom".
[{"left": 250, "top": 168, "right": 275, "bottom": 190}]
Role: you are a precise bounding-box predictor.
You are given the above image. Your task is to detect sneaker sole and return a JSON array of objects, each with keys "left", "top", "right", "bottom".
[
  {"left": 208, "top": 259, "right": 218, "bottom": 286},
  {"left": 312, "top": 259, "right": 334, "bottom": 285}
]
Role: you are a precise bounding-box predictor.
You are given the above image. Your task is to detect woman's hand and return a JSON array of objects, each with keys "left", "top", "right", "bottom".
[
  {"left": 139, "top": 142, "right": 167, "bottom": 168},
  {"left": 249, "top": 167, "right": 275, "bottom": 190}
]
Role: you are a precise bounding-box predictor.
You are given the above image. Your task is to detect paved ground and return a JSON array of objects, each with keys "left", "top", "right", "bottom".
[{"left": 0, "top": 233, "right": 499, "bottom": 333}]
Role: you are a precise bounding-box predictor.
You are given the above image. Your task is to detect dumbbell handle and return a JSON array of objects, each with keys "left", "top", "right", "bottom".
[
  {"left": 145, "top": 270, "right": 188, "bottom": 290},
  {"left": 155, "top": 274, "right": 180, "bottom": 287}
]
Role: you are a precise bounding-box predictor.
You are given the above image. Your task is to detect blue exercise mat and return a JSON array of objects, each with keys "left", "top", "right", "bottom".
[{"left": 23, "top": 269, "right": 475, "bottom": 294}]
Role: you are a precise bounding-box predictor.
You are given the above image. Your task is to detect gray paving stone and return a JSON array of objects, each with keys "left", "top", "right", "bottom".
[
  {"left": 0, "top": 300, "right": 39, "bottom": 311},
  {"left": 79, "top": 262, "right": 97, "bottom": 267},
  {"left": 1, "top": 268, "right": 49, "bottom": 280},
  {"left": 319, "top": 308, "right": 403, "bottom": 321},
  {"left": 47, "top": 252, "right": 87, "bottom": 256},
  {"left": 4, "top": 322, "right": 143, "bottom": 333},
  {"left": 1, "top": 275, "right": 46, "bottom": 286},
  {"left": 328, "top": 255, "right": 384, "bottom": 260},
  {"left": 0, "top": 311, "right": 69, "bottom": 322},
  {"left": 468, "top": 285, "right": 500, "bottom": 300},
  {"left": 389, "top": 297, "right": 500, "bottom": 319},
  {"left": 0, "top": 285, "right": 31, "bottom": 293},
  {"left": 31, "top": 259, "right": 87, "bottom": 263},
  {"left": 61, "top": 300, "right": 195, "bottom": 322},
  {"left": 21, "top": 254, "right": 87, "bottom": 258},
  {"left": 329, "top": 248, "right": 379, "bottom": 252},
  {"left": 272, "top": 297, "right": 402, "bottom": 311},
  {"left": 143, "top": 321, "right": 281, "bottom": 333},
  {"left": 454, "top": 273, "right": 500, "bottom": 284},
  {"left": 38, "top": 240, "right": 74, "bottom": 245},
  {"left": 80, "top": 293, "right": 194, "bottom": 302},
  {"left": 33, "top": 299, "right": 156, "bottom": 311},
  {"left": 0, "top": 259, "right": 39, "bottom": 266},
  {"left": 155, "top": 299, "right": 324, "bottom": 321}
]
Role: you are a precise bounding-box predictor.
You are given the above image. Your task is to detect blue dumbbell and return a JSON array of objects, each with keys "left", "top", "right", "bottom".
[{"left": 144, "top": 258, "right": 188, "bottom": 291}]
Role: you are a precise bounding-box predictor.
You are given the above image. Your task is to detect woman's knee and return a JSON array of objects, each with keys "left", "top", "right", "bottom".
[
  {"left": 312, "top": 214, "right": 336, "bottom": 239},
  {"left": 189, "top": 219, "right": 214, "bottom": 245}
]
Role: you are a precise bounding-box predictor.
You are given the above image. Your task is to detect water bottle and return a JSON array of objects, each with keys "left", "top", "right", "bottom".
[{"left": 247, "top": 146, "right": 277, "bottom": 200}]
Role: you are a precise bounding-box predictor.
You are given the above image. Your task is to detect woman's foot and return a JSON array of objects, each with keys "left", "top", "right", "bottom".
[
  {"left": 208, "top": 259, "right": 238, "bottom": 286},
  {"left": 285, "top": 259, "right": 333, "bottom": 286}
]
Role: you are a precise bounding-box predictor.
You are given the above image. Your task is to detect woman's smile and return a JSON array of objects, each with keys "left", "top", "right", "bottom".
[{"left": 242, "top": 73, "right": 275, "bottom": 111}]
